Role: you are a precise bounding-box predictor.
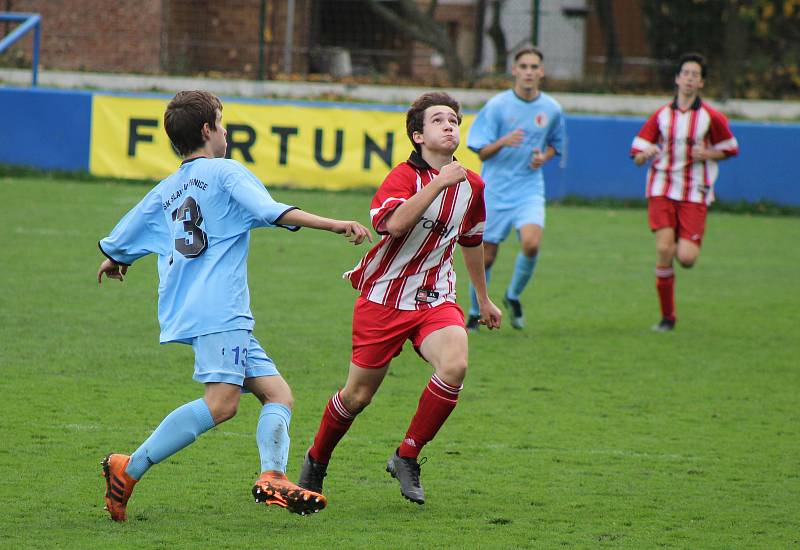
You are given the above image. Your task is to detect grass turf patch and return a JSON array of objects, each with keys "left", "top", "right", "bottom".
[{"left": 1, "top": 176, "right": 798, "bottom": 548}]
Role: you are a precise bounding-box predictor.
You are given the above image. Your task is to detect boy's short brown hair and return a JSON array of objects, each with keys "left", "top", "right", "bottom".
[
  {"left": 406, "top": 92, "right": 462, "bottom": 153},
  {"left": 514, "top": 46, "right": 544, "bottom": 63},
  {"left": 164, "top": 90, "right": 223, "bottom": 156}
]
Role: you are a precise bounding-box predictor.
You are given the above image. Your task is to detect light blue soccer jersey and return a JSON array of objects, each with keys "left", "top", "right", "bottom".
[
  {"left": 467, "top": 90, "right": 565, "bottom": 209},
  {"left": 99, "top": 157, "right": 297, "bottom": 344}
]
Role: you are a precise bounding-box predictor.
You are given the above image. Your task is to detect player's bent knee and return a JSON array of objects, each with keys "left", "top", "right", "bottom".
[
  {"left": 483, "top": 243, "right": 499, "bottom": 267},
  {"left": 269, "top": 386, "right": 294, "bottom": 409},
  {"left": 656, "top": 243, "right": 674, "bottom": 257},
  {"left": 352, "top": 391, "right": 374, "bottom": 412},
  {"left": 678, "top": 257, "right": 697, "bottom": 269},
  {"left": 437, "top": 361, "right": 468, "bottom": 386},
  {"left": 340, "top": 389, "right": 373, "bottom": 414},
  {"left": 676, "top": 250, "right": 699, "bottom": 268},
  {"left": 272, "top": 394, "right": 294, "bottom": 410},
  {"left": 522, "top": 244, "right": 539, "bottom": 258},
  {"left": 249, "top": 382, "right": 294, "bottom": 409},
  {"left": 210, "top": 401, "right": 239, "bottom": 424}
]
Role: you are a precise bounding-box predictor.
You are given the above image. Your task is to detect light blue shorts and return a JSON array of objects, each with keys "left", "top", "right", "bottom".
[
  {"left": 191, "top": 329, "right": 279, "bottom": 387},
  {"left": 483, "top": 197, "right": 546, "bottom": 245}
]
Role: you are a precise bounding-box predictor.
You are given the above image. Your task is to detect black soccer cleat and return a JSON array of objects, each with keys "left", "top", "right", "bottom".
[
  {"left": 503, "top": 293, "right": 525, "bottom": 329},
  {"left": 465, "top": 314, "right": 480, "bottom": 333},
  {"left": 386, "top": 450, "right": 426, "bottom": 505},
  {"left": 651, "top": 317, "right": 676, "bottom": 332},
  {"left": 297, "top": 450, "right": 328, "bottom": 494}
]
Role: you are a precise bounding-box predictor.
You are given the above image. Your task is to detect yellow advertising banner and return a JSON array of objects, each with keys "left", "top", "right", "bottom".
[{"left": 90, "top": 94, "right": 481, "bottom": 189}]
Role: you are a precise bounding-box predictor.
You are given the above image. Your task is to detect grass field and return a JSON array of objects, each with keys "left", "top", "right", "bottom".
[{"left": 1, "top": 175, "right": 798, "bottom": 549}]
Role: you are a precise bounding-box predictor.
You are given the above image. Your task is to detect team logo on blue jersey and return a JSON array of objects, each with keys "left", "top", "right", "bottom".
[{"left": 534, "top": 112, "right": 548, "bottom": 128}]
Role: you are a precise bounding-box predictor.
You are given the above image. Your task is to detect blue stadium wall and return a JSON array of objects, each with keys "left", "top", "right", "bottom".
[
  {"left": 544, "top": 114, "right": 798, "bottom": 206},
  {"left": 1, "top": 87, "right": 797, "bottom": 206},
  {"left": 1, "top": 87, "right": 92, "bottom": 171}
]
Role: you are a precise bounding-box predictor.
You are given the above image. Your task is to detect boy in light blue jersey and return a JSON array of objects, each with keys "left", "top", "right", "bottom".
[
  {"left": 96, "top": 90, "right": 370, "bottom": 521},
  {"left": 466, "top": 47, "right": 565, "bottom": 330}
]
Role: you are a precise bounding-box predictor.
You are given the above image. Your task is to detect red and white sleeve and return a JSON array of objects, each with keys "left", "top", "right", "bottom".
[
  {"left": 369, "top": 164, "right": 416, "bottom": 235},
  {"left": 708, "top": 109, "right": 739, "bottom": 157},
  {"left": 458, "top": 175, "right": 486, "bottom": 247},
  {"left": 631, "top": 109, "right": 662, "bottom": 156}
]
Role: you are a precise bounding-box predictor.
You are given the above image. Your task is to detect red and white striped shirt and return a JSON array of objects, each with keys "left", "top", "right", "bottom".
[
  {"left": 345, "top": 152, "right": 486, "bottom": 311},
  {"left": 631, "top": 97, "right": 739, "bottom": 204}
]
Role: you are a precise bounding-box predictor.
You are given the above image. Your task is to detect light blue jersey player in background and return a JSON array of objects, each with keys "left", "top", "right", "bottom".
[
  {"left": 96, "top": 90, "right": 370, "bottom": 521},
  {"left": 466, "top": 47, "right": 565, "bottom": 330}
]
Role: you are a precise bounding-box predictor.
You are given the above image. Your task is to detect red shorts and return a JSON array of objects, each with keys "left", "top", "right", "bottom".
[
  {"left": 648, "top": 196, "right": 708, "bottom": 246},
  {"left": 351, "top": 296, "right": 465, "bottom": 369}
]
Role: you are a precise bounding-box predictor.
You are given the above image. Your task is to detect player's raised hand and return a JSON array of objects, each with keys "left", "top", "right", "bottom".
[
  {"left": 502, "top": 129, "right": 525, "bottom": 147},
  {"left": 438, "top": 161, "right": 468, "bottom": 188},
  {"left": 479, "top": 299, "right": 503, "bottom": 330},
  {"left": 97, "top": 258, "right": 128, "bottom": 284},
  {"left": 334, "top": 220, "right": 372, "bottom": 245}
]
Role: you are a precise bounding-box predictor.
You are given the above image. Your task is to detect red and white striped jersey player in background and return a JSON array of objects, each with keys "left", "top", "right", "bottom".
[
  {"left": 631, "top": 52, "right": 739, "bottom": 332},
  {"left": 297, "top": 91, "right": 502, "bottom": 506}
]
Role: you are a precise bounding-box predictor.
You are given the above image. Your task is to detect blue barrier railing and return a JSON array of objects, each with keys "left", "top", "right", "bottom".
[{"left": 0, "top": 12, "right": 41, "bottom": 86}]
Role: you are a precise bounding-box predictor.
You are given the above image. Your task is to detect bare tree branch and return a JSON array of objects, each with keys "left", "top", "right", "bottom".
[
  {"left": 366, "top": 0, "right": 468, "bottom": 83},
  {"left": 368, "top": 0, "right": 434, "bottom": 45},
  {"left": 594, "top": 0, "right": 621, "bottom": 85},
  {"left": 487, "top": 0, "right": 507, "bottom": 73}
]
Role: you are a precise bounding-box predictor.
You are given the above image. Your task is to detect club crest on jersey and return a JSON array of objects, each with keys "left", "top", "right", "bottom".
[
  {"left": 534, "top": 112, "right": 548, "bottom": 128},
  {"left": 419, "top": 216, "right": 455, "bottom": 238}
]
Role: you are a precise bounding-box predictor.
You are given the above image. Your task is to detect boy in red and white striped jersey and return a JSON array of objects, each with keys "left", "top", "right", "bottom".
[
  {"left": 631, "top": 53, "right": 739, "bottom": 331},
  {"left": 298, "top": 92, "right": 502, "bottom": 505}
]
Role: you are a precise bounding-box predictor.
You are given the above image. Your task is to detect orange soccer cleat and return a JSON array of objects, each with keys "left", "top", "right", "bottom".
[
  {"left": 252, "top": 471, "right": 327, "bottom": 516},
  {"left": 101, "top": 453, "right": 138, "bottom": 521}
]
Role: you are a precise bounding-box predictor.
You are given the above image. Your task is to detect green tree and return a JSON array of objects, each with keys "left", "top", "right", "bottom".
[
  {"left": 640, "top": 0, "right": 800, "bottom": 99},
  {"left": 735, "top": 0, "right": 800, "bottom": 98},
  {"left": 639, "top": 1, "right": 726, "bottom": 89}
]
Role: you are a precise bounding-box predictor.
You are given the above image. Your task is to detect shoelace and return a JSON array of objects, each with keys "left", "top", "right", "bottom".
[{"left": 400, "top": 456, "right": 427, "bottom": 485}]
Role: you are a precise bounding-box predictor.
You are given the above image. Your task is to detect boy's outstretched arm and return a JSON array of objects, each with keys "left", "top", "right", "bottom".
[
  {"left": 276, "top": 209, "right": 372, "bottom": 245},
  {"left": 461, "top": 244, "right": 502, "bottom": 329}
]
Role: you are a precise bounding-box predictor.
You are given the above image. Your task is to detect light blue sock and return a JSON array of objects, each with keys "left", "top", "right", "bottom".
[
  {"left": 125, "top": 398, "right": 215, "bottom": 480},
  {"left": 507, "top": 252, "right": 538, "bottom": 300},
  {"left": 468, "top": 266, "right": 493, "bottom": 316},
  {"left": 256, "top": 403, "right": 292, "bottom": 473}
]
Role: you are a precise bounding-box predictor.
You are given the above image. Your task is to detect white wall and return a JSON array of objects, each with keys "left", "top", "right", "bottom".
[
  {"left": 480, "top": 0, "right": 587, "bottom": 79},
  {"left": 538, "top": 0, "right": 587, "bottom": 79}
]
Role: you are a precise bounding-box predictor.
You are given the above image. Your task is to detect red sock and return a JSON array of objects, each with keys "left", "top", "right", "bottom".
[
  {"left": 655, "top": 265, "right": 676, "bottom": 321},
  {"left": 309, "top": 392, "right": 355, "bottom": 464},
  {"left": 398, "top": 374, "right": 462, "bottom": 459}
]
